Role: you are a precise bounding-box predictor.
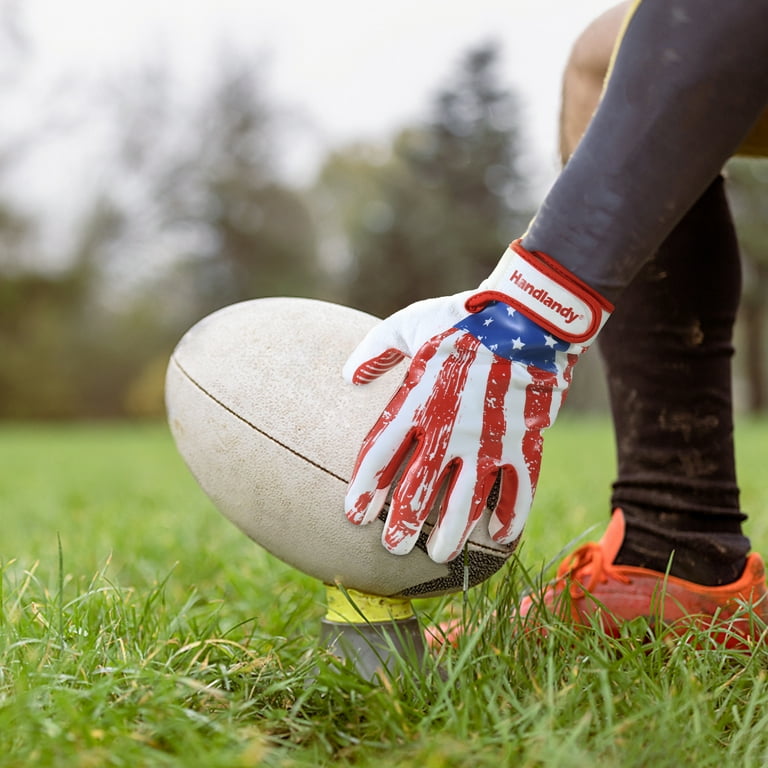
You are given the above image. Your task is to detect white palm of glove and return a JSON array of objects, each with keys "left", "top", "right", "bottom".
[{"left": 343, "top": 240, "right": 612, "bottom": 563}]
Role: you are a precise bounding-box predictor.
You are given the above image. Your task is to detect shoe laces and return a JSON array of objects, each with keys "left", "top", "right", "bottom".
[{"left": 556, "top": 541, "right": 632, "bottom": 599}]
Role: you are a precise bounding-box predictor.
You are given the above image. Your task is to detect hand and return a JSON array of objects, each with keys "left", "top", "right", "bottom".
[{"left": 343, "top": 240, "right": 612, "bottom": 563}]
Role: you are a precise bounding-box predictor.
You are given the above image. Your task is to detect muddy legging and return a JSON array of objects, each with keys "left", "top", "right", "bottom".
[{"left": 599, "top": 177, "right": 749, "bottom": 585}]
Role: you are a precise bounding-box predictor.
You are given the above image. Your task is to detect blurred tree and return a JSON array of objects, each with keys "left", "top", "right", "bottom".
[
  {"left": 313, "top": 43, "right": 611, "bottom": 411},
  {"left": 0, "top": 198, "right": 119, "bottom": 418},
  {"left": 0, "top": 262, "right": 92, "bottom": 419},
  {"left": 0, "top": 0, "right": 30, "bottom": 268},
  {"left": 0, "top": 46, "right": 322, "bottom": 419},
  {"left": 726, "top": 157, "right": 768, "bottom": 412},
  {"left": 108, "top": 55, "right": 319, "bottom": 321},
  {"left": 72, "top": 54, "right": 322, "bottom": 418},
  {"left": 316, "top": 43, "right": 532, "bottom": 319}
]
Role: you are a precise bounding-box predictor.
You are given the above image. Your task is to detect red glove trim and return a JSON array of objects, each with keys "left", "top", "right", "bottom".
[{"left": 466, "top": 239, "right": 614, "bottom": 343}]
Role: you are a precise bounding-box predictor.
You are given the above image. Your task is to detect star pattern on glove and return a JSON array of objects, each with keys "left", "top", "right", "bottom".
[{"left": 454, "top": 302, "right": 571, "bottom": 373}]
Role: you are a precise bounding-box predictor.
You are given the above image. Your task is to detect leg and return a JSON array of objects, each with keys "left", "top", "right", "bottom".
[
  {"left": 601, "top": 177, "right": 749, "bottom": 585},
  {"left": 427, "top": 5, "right": 767, "bottom": 649},
  {"left": 561, "top": 3, "right": 749, "bottom": 586}
]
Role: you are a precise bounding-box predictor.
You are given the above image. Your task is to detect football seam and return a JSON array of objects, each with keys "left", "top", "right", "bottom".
[
  {"left": 171, "top": 355, "right": 349, "bottom": 485},
  {"left": 171, "top": 355, "right": 510, "bottom": 559}
]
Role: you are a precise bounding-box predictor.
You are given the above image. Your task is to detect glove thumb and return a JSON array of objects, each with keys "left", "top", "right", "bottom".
[
  {"left": 342, "top": 344, "right": 405, "bottom": 384},
  {"left": 343, "top": 320, "right": 407, "bottom": 385},
  {"left": 343, "top": 292, "right": 476, "bottom": 385}
]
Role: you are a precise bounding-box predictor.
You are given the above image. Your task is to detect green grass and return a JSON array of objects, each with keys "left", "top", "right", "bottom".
[{"left": 0, "top": 417, "right": 767, "bottom": 767}]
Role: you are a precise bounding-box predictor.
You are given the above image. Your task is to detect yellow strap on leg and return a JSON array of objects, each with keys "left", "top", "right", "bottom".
[
  {"left": 324, "top": 584, "right": 414, "bottom": 624},
  {"left": 604, "top": 0, "right": 643, "bottom": 86}
]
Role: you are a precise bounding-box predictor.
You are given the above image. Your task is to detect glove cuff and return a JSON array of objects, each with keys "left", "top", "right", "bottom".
[{"left": 466, "top": 239, "right": 613, "bottom": 344}]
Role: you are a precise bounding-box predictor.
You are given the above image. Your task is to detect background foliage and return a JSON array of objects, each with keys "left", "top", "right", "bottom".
[{"left": 0, "top": 10, "right": 766, "bottom": 419}]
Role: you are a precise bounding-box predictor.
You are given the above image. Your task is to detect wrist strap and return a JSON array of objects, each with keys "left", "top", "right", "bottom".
[{"left": 466, "top": 239, "right": 613, "bottom": 343}]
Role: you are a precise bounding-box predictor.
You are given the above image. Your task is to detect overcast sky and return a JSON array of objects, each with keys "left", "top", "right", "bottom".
[
  {"left": 19, "top": 1, "right": 619, "bottom": 169},
  {"left": 5, "top": 0, "right": 619, "bottom": 255}
]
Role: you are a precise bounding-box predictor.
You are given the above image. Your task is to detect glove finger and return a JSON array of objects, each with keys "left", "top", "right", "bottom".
[
  {"left": 346, "top": 328, "right": 458, "bottom": 530},
  {"left": 381, "top": 334, "right": 482, "bottom": 556},
  {"left": 343, "top": 316, "right": 408, "bottom": 385},
  {"left": 488, "top": 464, "right": 529, "bottom": 544},
  {"left": 343, "top": 292, "right": 475, "bottom": 385},
  {"left": 345, "top": 348, "right": 439, "bottom": 527},
  {"left": 382, "top": 452, "right": 451, "bottom": 556},
  {"left": 346, "top": 356, "right": 437, "bottom": 527},
  {"left": 426, "top": 462, "right": 491, "bottom": 563},
  {"left": 345, "top": 423, "right": 416, "bottom": 525}
]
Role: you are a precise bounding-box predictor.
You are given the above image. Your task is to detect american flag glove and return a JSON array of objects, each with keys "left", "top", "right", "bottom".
[{"left": 343, "top": 239, "right": 613, "bottom": 563}]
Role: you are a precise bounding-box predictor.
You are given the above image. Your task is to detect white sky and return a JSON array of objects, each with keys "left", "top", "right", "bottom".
[{"left": 6, "top": 0, "right": 620, "bottom": 252}]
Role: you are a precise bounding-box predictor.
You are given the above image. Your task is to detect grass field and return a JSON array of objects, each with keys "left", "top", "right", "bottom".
[{"left": 1, "top": 417, "right": 768, "bottom": 767}]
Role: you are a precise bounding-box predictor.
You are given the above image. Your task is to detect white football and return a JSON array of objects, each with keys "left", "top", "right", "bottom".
[{"left": 165, "top": 297, "right": 516, "bottom": 599}]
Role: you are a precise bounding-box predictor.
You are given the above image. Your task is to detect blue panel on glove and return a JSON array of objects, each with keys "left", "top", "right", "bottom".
[{"left": 454, "top": 301, "right": 571, "bottom": 373}]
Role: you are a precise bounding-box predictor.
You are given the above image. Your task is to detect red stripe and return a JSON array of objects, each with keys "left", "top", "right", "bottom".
[
  {"left": 492, "top": 365, "right": 557, "bottom": 542},
  {"left": 353, "top": 348, "right": 405, "bottom": 384},
  {"left": 382, "top": 332, "right": 478, "bottom": 550},
  {"left": 477, "top": 354, "right": 511, "bottom": 479},
  {"left": 439, "top": 353, "right": 514, "bottom": 559},
  {"left": 348, "top": 329, "right": 456, "bottom": 520},
  {"left": 522, "top": 366, "right": 558, "bottom": 491},
  {"left": 558, "top": 352, "right": 579, "bottom": 407}
]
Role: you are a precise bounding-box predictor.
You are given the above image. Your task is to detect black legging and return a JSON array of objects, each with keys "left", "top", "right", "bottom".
[{"left": 601, "top": 176, "right": 750, "bottom": 585}]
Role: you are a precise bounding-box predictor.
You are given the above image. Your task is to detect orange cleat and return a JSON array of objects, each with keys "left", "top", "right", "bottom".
[
  {"left": 518, "top": 509, "right": 768, "bottom": 647},
  {"left": 427, "top": 509, "right": 768, "bottom": 649}
]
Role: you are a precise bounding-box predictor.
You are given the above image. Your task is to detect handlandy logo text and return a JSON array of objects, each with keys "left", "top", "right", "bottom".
[{"left": 508, "top": 270, "right": 582, "bottom": 325}]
